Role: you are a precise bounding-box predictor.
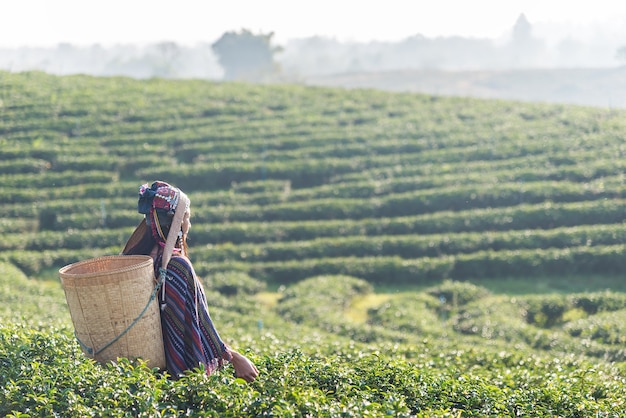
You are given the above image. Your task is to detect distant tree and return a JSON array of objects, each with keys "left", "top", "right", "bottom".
[
  {"left": 211, "top": 29, "right": 282, "bottom": 81},
  {"left": 508, "top": 13, "right": 543, "bottom": 67},
  {"left": 512, "top": 13, "right": 532, "bottom": 44}
]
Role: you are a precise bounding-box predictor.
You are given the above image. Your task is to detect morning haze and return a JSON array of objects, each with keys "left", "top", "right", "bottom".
[{"left": 2, "top": 11, "right": 625, "bottom": 108}]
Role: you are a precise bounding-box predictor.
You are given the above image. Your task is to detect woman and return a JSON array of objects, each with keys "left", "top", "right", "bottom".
[{"left": 123, "top": 181, "right": 258, "bottom": 382}]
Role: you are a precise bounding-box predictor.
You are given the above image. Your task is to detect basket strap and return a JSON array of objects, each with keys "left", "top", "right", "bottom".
[{"left": 75, "top": 271, "right": 165, "bottom": 357}]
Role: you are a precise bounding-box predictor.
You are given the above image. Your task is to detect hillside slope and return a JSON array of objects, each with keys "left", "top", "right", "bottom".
[
  {"left": 3, "top": 71, "right": 626, "bottom": 416},
  {"left": 1, "top": 70, "right": 626, "bottom": 287}
]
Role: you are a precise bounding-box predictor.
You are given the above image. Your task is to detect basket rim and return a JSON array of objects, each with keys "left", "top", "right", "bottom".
[{"left": 59, "top": 254, "right": 154, "bottom": 278}]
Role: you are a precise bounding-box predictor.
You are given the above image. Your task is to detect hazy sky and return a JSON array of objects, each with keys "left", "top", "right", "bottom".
[{"left": 1, "top": 0, "right": 625, "bottom": 48}]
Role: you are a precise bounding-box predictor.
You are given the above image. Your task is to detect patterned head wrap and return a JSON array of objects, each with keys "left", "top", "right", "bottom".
[
  {"left": 139, "top": 181, "right": 180, "bottom": 214},
  {"left": 140, "top": 181, "right": 180, "bottom": 239},
  {"left": 138, "top": 181, "right": 191, "bottom": 272}
]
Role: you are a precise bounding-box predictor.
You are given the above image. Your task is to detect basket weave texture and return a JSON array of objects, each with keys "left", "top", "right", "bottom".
[{"left": 59, "top": 255, "right": 166, "bottom": 369}]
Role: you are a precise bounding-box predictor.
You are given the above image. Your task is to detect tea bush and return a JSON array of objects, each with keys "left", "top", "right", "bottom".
[
  {"left": 3, "top": 323, "right": 626, "bottom": 417},
  {"left": 276, "top": 275, "right": 373, "bottom": 325},
  {"left": 4, "top": 71, "right": 626, "bottom": 416},
  {"left": 3, "top": 251, "right": 626, "bottom": 416},
  {"left": 366, "top": 293, "right": 444, "bottom": 335},
  {"left": 425, "top": 279, "right": 492, "bottom": 307},
  {"left": 563, "top": 310, "right": 626, "bottom": 345},
  {"left": 202, "top": 271, "right": 267, "bottom": 296}
]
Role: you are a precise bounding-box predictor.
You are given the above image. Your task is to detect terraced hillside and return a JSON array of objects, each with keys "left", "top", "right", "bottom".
[
  {"left": 4, "top": 71, "right": 626, "bottom": 417},
  {"left": 1, "top": 70, "right": 626, "bottom": 286}
]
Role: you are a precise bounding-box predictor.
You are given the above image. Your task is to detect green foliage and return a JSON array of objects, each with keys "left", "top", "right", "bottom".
[
  {"left": 425, "top": 279, "right": 492, "bottom": 306},
  {"left": 521, "top": 291, "right": 626, "bottom": 328},
  {"left": 3, "top": 323, "right": 626, "bottom": 417},
  {"left": 446, "top": 288, "right": 626, "bottom": 361},
  {"left": 569, "top": 291, "right": 626, "bottom": 314},
  {"left": 277, "top": 275, "right": 373, "bottom": 325},
  {"left": 4, "top": 258, "right": 626, "bottom": 416},
  {"left": 366, "top": 293, "right": 444, "bottom": 335},
  {"left": 451, "top": 295, "right": 530, "bottom": 341},
  {"left": 1, "top": 246, "right": 120, "bottom": 276},
  {"left": 4, "top": 71, "right": 626, "bottom": 416},
  {"left": 202, "top": 271, "right": 266, "bottom": 296},
  {"left": 4, "top": 70, "right": 626, "bottom": 283},
  {"left": 0, "top": 261, "right": 69, "bottom": 326},
  {"left": 232, "top": 255, "right": 454, "bottom": 285},
  {"left": 522, "top": 294, "right": 572, "bottom": 327}
]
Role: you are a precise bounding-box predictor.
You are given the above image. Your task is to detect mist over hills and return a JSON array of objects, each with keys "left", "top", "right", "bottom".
[
  {"left": 304, "top": 67, "right": 626, "bottom": 109},
  {"left": 2, "top": 14, "right": 626, "bottom": 108}
]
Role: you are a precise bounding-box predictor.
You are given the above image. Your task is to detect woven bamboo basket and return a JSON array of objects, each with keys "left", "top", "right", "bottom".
[{"left": 59, "top": 255, "right": 166, "bottom": 369}]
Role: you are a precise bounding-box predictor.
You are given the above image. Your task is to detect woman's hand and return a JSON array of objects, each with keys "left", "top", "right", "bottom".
[{"left": 230, "top": 350, "right": 259, "bottom": 383}]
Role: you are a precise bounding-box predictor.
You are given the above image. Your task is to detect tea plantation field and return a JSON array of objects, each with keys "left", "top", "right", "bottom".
[{"left": 2, "top": 70, "right": 626, "bottom": 416}]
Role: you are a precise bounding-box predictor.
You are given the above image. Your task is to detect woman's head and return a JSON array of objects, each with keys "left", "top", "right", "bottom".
[
  {"left": 123, "top": 181, "right": 191, "bottom": 259},
  {"left": 139, "top": 181, "right": 191, "bottom": 242}
]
